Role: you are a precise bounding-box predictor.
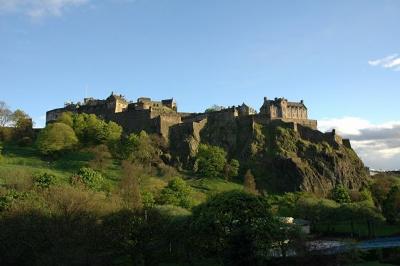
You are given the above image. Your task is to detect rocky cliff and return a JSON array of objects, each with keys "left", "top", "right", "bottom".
[{"left": 169, "top": 115, "right": 369, "bottom": 196}]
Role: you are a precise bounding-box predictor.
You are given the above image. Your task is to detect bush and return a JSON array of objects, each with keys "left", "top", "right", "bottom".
[
  {"left": 33, "top": 172, "right": 56, "bottom": 189},
  {"left": 70, "top": 167, "right": 104, "bottom": 191},
  {"left": 331, "top": 184, "right": 351, "bottom": 204},
  {"left": 195, "top": 144, "right": 227, "bottom": 178},
  {"left": 36, "top": 123, "right": 78, "bottom": 155},
  {"left": 383, "top": 186, "right": 400, "bottom": 224},
  {"left": 157, "top": 177, "right": 193, "bottom": 209}
]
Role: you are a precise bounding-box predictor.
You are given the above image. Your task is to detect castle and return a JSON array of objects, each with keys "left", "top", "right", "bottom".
[{"left": 46, "top": 93, "right": 319, "bottom": 139}]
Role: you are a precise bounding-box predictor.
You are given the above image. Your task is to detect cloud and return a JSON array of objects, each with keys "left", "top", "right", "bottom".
[
  {"left": 0, "top": 0, "right": 89, "bottom": 18},
  {"left": 368, "top": 54, "right": 400, "bottom": 71},
  {"left": 319, "top": 117, "right": 400, "bottom": 170}
]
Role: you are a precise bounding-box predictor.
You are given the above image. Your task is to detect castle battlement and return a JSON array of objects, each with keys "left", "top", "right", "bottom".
[{"left": 46, "top": 93, "right": 319, "bottom": 139}]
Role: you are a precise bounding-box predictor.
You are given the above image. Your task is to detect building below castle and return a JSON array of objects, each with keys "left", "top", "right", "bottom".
[{"left": 46, "top": 93, "right": 318, "bottom": 139}]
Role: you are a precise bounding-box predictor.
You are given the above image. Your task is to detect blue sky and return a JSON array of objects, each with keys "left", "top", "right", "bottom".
[{"left": 1, "top": 0, "right": 400, "bottom": 169}]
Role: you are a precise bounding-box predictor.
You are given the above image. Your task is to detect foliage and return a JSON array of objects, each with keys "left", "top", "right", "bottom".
[
  {"left": 71, "top": 113, "right": 122, "bottom": 145},
  {"left": 223, "top": 159, "right": 240, "bottom": 180},
  {"left": 70, "top": 167, "right": 104, "bottom": 191},
  {"left": 204, "top": 104, "right": 225, "bottom": 113},
  {"left": 141, "top": 191, "right": 155, "bottom": 209},
  {"left": 383, "top": 186, "right": 400, "bottom": 224},
  {"left": 195, "top": 144, "right": 227, "bottom": 178},
  {"left": 33, "top": 172, "right": 56, "bottom": 189},
  {"left": 189, "top": 190, "right": 299, "bottom": 265},
  {"left": 56, "top": 111, "right": 74, "bottom": 127},
  {"left": 11, "top": 109, "right": 33, "bottom": 142},
  {"left": 371, "top": 176, "right": 398, "bottom": 209},
  {"left": 157, "top": 177, "right": 193, "bottom": 209},
  {"left": 36, "top": 123, "right": 78, "bottom": 155},
  {"left": 332, "top": 184, "right": 351, "bottom": 204},
  {"left": 244, "top": 169, "right": 258, "bottom": 195},
  {"left": 122, "top": 131, "right": 159, "bottom": 165},
  {"left": 119, "top": 161, "right": 143, "bottom": 210}
]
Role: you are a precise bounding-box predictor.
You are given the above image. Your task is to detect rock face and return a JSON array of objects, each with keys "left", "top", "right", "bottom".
[{"left": 169, "top": 115, "right": 369, "bottom": 196}]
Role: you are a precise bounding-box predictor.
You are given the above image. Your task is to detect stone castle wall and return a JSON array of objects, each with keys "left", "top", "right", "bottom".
[{"left": 46, "top": 93, "right": 327, "bottom": 143}]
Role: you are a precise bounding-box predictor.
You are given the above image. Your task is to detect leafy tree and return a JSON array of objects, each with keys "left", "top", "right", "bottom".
[
  {"left": 88, "top": 144, "right": 112, "bottom": 172},
  {"left": 33, "top": 172, "right": 56, "bottom": 189},
  {"left": 157, "top": 177, "right": 193, "bottom": 209},
  {"left": 123, "top": 131, "right": 159, "bottom": 165},
  {"left": 70, "top": 167, "right": 104, "bottom": 191},
  {"left": 56, "top": 111, "right": 73, "bottom": 127},
  {"left": 36, "top": 123, "right": 78, "bottom": 155},
  {"left": 11, "top": 109, "right": 33, "bottom": 143},
  {"left": 371, "top": 176, "right": 398, "bottom": 209},
  {"left": 189, "top": 190, "right": 296, "bottom": 265},
  {"left": 244, "top": 169, "right": 258, "bottom": 195},
  {"left": 119, "top": 161, "right": 143, "bottom": 210},
  {"left": 0, "top": 101, "right": 12, "bottom": 127},
  {"left": 195, "top": 144, "right": 227, "bottom": 178},
  {"left": 223, "top": 159, "right": 240, "bottom": 180},
  {"left": 383, "top": 186, "right": 400, "bottom": 224},
  {"left": 331, "top": 184, "right": 351, "bottom": 204},
  {"left": 71, "top": 113, "right": 122, "bottom": 145}
]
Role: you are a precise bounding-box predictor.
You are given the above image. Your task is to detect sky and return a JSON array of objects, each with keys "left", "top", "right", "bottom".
[{"left": 0, "top": 0, "right": 399, "bottom": 170}]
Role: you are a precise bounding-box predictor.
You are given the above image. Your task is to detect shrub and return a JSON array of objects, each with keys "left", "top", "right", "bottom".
[
  {"left": 331, "top": 184, "right": 351, "bottom": 204},
  {"left": 70, "top": 167, "right": 104, "bottom": 191},
  {"left": 195, "top": 144, "right": 227, "bottom": 178},
  {"left": 157, "top": 177, "right": 193, "bottom": 209},
  {"left": 33, "top": 172, "right": 56, "bottom": 189}
]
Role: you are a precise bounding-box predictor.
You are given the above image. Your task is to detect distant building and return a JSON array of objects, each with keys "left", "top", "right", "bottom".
[
  {"left": 260, "top": 97, "right": 317, "bottom": 129},
  {"left": 46, "top": 93, "right": 326, "bottom": 140}
]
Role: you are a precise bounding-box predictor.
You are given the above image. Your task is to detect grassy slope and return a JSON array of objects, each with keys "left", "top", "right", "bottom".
[{"left": 0, "top": 143, "right": 244, "bottom": 206}]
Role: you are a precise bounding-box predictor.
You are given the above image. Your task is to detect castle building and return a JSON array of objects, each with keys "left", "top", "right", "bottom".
[
  {"left": 46, "top": 93, "right": 318, "bottom": 139},
  {"left": 259, "top": 97, "right": 317, "bottom": 129}
]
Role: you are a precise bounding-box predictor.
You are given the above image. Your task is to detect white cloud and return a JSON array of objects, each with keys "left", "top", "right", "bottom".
[
  {"left": 318, "top": 117, "right": 400, "bottom": 170},
  {"left": 0, "top": 0, "right": 89, "bottom": 18},
  {"left": 368, "top": 54, "right": 400, "bottom": 71}
]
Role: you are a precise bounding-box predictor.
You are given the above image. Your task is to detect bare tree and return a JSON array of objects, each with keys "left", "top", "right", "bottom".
[{"left": 0, "top": 101, "right": 12, "bottom": 127}]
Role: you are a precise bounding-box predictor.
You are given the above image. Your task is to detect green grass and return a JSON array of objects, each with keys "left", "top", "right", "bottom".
[{"left": 0, "top": 143, "right": 122, "bottom": 188}]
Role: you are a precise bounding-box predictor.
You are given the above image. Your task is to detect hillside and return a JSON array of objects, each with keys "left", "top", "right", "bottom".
[{"left": 170, "top": 118, "right": 369, "bottom": 196}]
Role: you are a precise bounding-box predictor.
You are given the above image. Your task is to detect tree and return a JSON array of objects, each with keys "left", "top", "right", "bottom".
[
  {"left": 371, "top": 176, "right": 398, "bottom": 209},
  {"left": 331, "top": 184, "right": 351, "bottom": 204},
  {"left": 157, "top": 177, "right": 193, "bottom": 209},
  {"left": 244, "top": 169, "right": 258, "bottom": 195},
  {"left": 0, "top": 101, "right": 12, "bottom": 127},
  {"left": 36, "top": 123, "right": 78, "bottom": 155},
  {"left": 223, "top": 159, "right": 240, "bottom": 181},
  {"left": 188, "top": 190, "right": 294, "bottom": 265},
  {"left": 88, "top": 144, "right": 112, "bottom": 172},
  {"left": 195, "top": 144, "right": 227, "bottom": 178},
  {"left": 205, "top": 104, "right": 225, "bottom": 113},
  {"left": 383, "top": 186, "right": 400, "bottom": 224},
  {"left": 123, "top": 131, "right": 159, "bottom": 165},
  {"left": 70, "top": 167, "right": 104, "bottom": 191},
  {"left": 56, "top": 112, "right": 73, "bottom": 127},
  {"left": 11, "top": 109, "right": 33, "bottom": 142},
  {"left": 71, "top": 113, "right": 122, "bottom": 145},
  {"left": 119, "top": 161, "right": 143, "bottom": 210}
]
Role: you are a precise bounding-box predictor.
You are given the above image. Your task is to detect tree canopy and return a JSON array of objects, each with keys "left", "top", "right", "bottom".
[{"left": 36, "top": 123, "right": 78, "bottom": 155}]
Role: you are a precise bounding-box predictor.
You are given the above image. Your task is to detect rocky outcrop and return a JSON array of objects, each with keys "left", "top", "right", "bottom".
[{"left": 169, "top": 116, "right": 369, "bottom": 196}]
